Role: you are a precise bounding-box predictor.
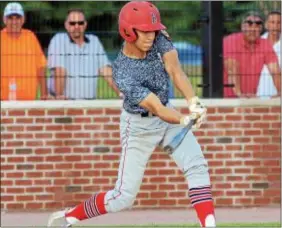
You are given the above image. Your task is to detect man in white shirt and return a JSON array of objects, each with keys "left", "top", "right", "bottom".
[{"left": 257, "top": 11, "right": 281, "bottom": 98}]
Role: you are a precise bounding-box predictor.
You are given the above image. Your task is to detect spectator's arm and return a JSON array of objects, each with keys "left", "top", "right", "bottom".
[
  {"left": 224, "top": 58, "right": 242, "bottom": 97},
  {"left": 99, "top": 65, "right": 121, "bottom": 97},
  {"left": 267, "top": 62, "right": 281, "bottom": 95},
  {"left": 264, "top": 42, "right": 281, "bottom": 96},
  {"left": 38, "top": 67, "right": 49, "bottom": 99},
  {"left": 47, "top": 34, "right": 67, "bottom": 98},
  {"left": 54, "top": 67, "right": 67, "bottom": 98}
]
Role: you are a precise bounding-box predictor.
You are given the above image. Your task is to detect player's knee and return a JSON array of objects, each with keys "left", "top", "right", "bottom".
[
  {"left": 110, "top": 196, "right": 136, "bottom": 212},
  {"left": 183, "top": 158, "right": 210, "bottom": 187}
]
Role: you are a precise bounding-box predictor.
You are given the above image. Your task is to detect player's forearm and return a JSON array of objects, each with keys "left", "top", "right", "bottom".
[
  {"left": 54, "top": 67, "right": 66, "bottom": 96},
  {"left": 173, "top": 71, "right": 195, "bottom": 102}
]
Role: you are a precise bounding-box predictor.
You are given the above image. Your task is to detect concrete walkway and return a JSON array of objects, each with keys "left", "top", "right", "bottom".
[{"left": 1, "top": 207, "right": 280, "bottom": 227}]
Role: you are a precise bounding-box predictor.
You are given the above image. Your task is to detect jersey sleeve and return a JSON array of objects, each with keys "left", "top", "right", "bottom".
[
  {"left": 114, "top": 70, "right": 150, "bottom": 106},
  {"left": 155, "top": 30, "right": 175, "bottom": 57}
]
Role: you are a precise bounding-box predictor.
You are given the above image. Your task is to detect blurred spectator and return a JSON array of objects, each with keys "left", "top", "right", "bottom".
[
  {"left": 1, "top": 2, "right": 48, "bottom": 100},
  {"left": 47, "top": 9, "right": 120, "bottom": 100},
  {"left": 223, "top": 11, "right": 281, "bottom": 98},
  {"left": 257, "top": 11, "right": 281, "bottom": 98}
]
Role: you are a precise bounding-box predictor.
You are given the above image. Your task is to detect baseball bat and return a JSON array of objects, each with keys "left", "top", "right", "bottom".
[{"left": 163, "top": 118, "right": 197, "bottom": 155}]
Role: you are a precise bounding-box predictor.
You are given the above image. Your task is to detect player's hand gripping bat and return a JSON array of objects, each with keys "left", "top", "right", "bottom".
[{"left": 163, "top": 116, "right": 197, "bottom": 155}]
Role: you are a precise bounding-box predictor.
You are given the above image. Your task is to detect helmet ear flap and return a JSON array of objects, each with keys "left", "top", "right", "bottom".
[{"left": 119, "top": 20, "right": 137, "bottom": 42}]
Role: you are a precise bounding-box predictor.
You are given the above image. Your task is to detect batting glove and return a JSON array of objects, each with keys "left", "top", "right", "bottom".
[{"left": 187, "top": 96, "right": 207, "bottom": 129}]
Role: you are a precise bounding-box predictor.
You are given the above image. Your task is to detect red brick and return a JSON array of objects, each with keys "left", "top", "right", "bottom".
[
  {"left": 254, "top": 198, "right": 271, "bottom": 205},
  {"left": 263, "top": 115, "right": 279, "bottom": 120},
  {"left": 16, "top": 118, "right": 33, "bottom": 124},
  {"left": 235, "top": 198, "right": 252, "bottom": 205},
  {"left": 6, "top": 172, "right": 24, "bottom": 178},
  {"left": 55, "top": 163, "right": 73, "bottom": 169},
  {"left": 271, "top": 107, "right": 280, "bottom": 113},
  {"left": 208, "top": 161, "right": 224, "bottom": 167},
  {"left": 207, "top": 116, "right": 223, "bottom": 121},
  {"left": 25, "top": 172, "right": 43, "bottom": 178},
  {"left": 7, "top": 157, "right": 24, "bottom": 163},
  {"left": 94, "top": 117, "right": 110, "bottom": 123},
  {"left": 46, "top": 125, "right": 63, "bottom": 131},
  {"left": 253, "top": 137, "right": 270, "bottom": 143},
  {"left": 253, "top": 107, "right": 269, "bottom": 113},
  {"left": 234, "top": 183, "right": 250, "bottom": 188},
  {"left": 216, "top": 198, "right": 233, "bottom": 205},
  {"left": 26, "top": 203, "right": 43, "bottom": 209},
  {"left": 140, "top": 184, "right": 157, "bottom": 191},
  {"left": 36, "top": 118, "right": 53, "bottom": 124},
  {"left": 15, "top": 180, "right": 32, "bottom": 185},
  {"left": 159, "top": 184, "right": 175, "bottom": 190},
  {"left": 66, "top": 109, "right": 84, "bottom": 115},
  {"left": 244, "top": 130, "right": 261, "bottom": 135},
  {"left": 64, "top": 125, "right": 82, "bottom": 131},
  {"left": 104, "top": 139, "right": 120, "bottom": 145},
  {"left": 93, "top": 178, "right": 109, "bottom": 184},
  {"left": 15, "top": 133, "right": 33, "bottom": 139},
  {"left": 54, "top": 147, "right": 71, "bottom": 153},
  {"left": 234, "top": 168, "right": 251, "bottom": 174},
  {"left": 206, "top": 131, "right": 224, "bottom": 137},
  {"left": 26, "top": 126, "right": 44, "bottom": 131},
  {"left": 84, "top": 125, "right": 102, "bottom": 130},
  {"left": 1, "top": 118, "right": 14, "bottom": 124},
  {"left": 140, "top": 199, "right": 158, "bottom": 206},
  {"left": 94, "top": 163, "right": 110, "bottom": 169},
  {"left": 225, "top": 115, "right": 242, "bottom": 121},
  {"left": 226, "top": 191, "right": 243, "bottom": 196},
  {"left": 105, "top": 108, "right": 121, "bottom": 115},
  {"left": 159, "top": 199, "right": 177, "bottom": 205},
  {"left": 74, "top": 163, "right": 92, "bottom": 169},
  {"left": 35, "top": 148, "right": 51, "bottom": 154},
  {"left": 6, "top": 188, "right": 24, "bottom": 193},
  {"left": 7, "top": 203, "right": 24, "bottom": 210},
  {"left": 104, "top": 124, "right": 119, "bottom": 130},
  {"left": 86, "top": 109, "right": 103, "bottom": 115},
  {"left": 73, "top": 147, "right": 91, "bottom": 153},
  {"left": 225, "top": 130, "right": 242, "bottom": 136},
  {"left": 84, "top": 140, "right": 101, "bottom": 145},
  {"left": 217, "top": 107, "right": 234, "bottom": 113},
  {"left": 7, "top": 126, "right": 24, "bottom": 132},
  {"left": 225, "top": 161, "right": 242, "bottom": 166},
  {"left": 215, "top": 153, "right": 232, "bottom": 159},
  {"left": 26, "top": 141, "right": 43, "bottom": 147},
  {"left": 215, "top": 123, "right": 233, "bottom": 128},
  {"left": 73, "top": 133, "right": 91, "bottom": 138},
  {"left": 28, "top": 109, "right": 45, "bottom": 116},
  {"left": 8, "top": 110, "right": 26, "bottom": 116},
  {"left": 1, "top": 133, "right": 14, "bottom": 139},
  {"left": 47, "top": 110, "right": 65, "bottom": 115},
  {"left": 1, "top": 165, "right": 15, "bottom": 171}
]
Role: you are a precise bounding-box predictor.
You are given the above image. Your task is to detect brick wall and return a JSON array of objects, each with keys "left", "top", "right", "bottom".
[{"left": 1, "top": 99, "right": 281, "bottom": 211}]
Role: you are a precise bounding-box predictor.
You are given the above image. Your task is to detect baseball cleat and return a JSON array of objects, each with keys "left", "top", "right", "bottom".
[{"left": 47, "top": 209, "right": 72, "bottom": 227}]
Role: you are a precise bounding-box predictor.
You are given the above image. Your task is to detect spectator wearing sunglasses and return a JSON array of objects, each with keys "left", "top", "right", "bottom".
[
  {"left": 47, "top": 9, "right": 120, "bottom": 100},
  {"left": 1, "top": 2, "right": 48, "bottom": 100},
  {"left": 257, "top": 11, "right": 281, "bottom": 98},
  {"left": 223, "top": 11, "right": 281, "bottom": 98}
]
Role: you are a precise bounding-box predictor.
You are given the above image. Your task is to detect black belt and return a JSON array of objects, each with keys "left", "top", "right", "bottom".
[{"left": 141, "top": 112, "right": 156, "bottom": 117}]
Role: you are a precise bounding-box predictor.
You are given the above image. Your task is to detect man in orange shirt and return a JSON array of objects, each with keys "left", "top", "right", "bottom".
[{"left": 1, "top": 2, "right": 49, "bottom": 100}]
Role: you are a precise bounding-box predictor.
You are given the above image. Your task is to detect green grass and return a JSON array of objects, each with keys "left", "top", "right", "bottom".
[{"left": 75, "top": 222, "right": 280, "bottom": 227}]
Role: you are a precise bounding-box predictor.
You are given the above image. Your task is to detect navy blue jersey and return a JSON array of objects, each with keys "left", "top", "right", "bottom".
[{"left": 112, "top": 31, "right": 175, "bottom": 114}]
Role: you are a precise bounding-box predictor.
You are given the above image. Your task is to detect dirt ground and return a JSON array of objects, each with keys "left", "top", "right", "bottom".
[{"left": 1, "top": 207, "right": 281, "bottom": 227}]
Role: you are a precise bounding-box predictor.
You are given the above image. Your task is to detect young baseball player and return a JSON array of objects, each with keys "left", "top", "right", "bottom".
[{"left": 48, "top": 1, "right": 216, "bottom": 227}]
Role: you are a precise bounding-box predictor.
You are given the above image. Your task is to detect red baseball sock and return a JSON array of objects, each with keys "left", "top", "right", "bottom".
[
  {"left": 189, "top": 186, "right": 215, "bottom": 227},
  {"left": 65, "top": 192, "right": 107, "bottom": 224}
]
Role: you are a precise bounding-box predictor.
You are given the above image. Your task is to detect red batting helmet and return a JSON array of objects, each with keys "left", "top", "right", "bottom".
[{"left": 118, "top": 1, "right": 166, "bottom": 42}]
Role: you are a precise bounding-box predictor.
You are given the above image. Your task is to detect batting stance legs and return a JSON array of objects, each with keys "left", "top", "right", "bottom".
[{"left": 48, "top": 110, "right": 215, "bottom": 227}]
